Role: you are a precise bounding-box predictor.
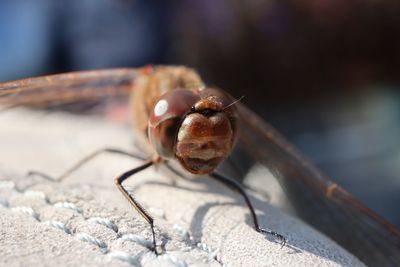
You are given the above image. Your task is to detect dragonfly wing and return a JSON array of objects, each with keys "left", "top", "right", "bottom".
[
  {"left": 0, "top": 68, "right": 140, "bottom": 109},
  {"left": 232, "top": 103, "right": 400, "bottom": 266}
]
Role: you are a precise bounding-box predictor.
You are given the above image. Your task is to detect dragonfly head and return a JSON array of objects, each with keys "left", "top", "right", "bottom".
[{"left": 148, "top": 87, "right": 238, "bottom": 174}]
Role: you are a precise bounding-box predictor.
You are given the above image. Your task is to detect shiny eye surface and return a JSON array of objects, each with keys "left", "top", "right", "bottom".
[
  {"left": 148, "top": 117, "right": 181, "bottom": 158},
  {"left": 148, "top": 87, "right": 239, "bottom": 174},
  {"left": 148, "top": 89, "right": 200, "bottom": 158}
]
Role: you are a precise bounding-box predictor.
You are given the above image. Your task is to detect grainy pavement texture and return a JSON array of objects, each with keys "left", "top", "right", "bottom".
[{"left": 0, "top": 109, "right": 365, "bottom": 267}]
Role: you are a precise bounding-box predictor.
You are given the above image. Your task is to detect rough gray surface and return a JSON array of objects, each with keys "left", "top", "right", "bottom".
[{"left": 0, "top": 109, "right": 365, "bottom": 267}]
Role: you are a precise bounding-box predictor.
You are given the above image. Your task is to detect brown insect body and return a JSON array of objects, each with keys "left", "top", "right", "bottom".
[{"left": 131, "top": 66, "right": 238, "bottom": 174}]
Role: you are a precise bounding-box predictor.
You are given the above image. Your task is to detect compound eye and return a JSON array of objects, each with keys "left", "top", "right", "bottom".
[
  {"left": 148, "top": 89, "right": 200, "bottom": 158},
  {"left": 149, "top": 117, "right": 181, "bottom": 158},
  {"left": 149, "top": 89, "right": 200, "bottom": 128}
]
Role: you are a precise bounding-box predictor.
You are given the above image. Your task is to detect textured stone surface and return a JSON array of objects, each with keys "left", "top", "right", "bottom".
[{"left": 0, "top": 109, "right": 365, "bottom": 266}]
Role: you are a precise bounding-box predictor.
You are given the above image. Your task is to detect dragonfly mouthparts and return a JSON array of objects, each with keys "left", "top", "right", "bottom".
[{"left": 177, "top": 156, "right": 224, "bottom": 174}]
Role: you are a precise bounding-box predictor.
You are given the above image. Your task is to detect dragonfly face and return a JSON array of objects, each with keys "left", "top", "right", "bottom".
[{"left": 148, "top": 87, "right": 238, "bottom": 174}]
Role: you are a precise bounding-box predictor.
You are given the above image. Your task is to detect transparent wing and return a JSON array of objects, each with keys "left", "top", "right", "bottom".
[
  {"left": 0, "top": 68, "right": 140, "bottom": 109},
  {"left": 229, "top": 103, "right": 400, "bottom": 266}
]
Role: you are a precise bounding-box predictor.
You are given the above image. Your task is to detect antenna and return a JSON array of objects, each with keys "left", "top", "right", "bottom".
[{"left": 222, "top": 95, "right": 245, "bottom": 110}]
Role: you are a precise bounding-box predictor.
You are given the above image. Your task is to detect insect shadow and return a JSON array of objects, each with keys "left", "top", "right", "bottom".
[{"left": 132, "top": 177, "right": 354, "bottom": 265}]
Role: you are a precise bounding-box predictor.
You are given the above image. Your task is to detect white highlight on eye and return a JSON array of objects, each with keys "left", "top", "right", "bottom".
[{"left": 154, "top": 99, "right": 168, "bottom": 116}]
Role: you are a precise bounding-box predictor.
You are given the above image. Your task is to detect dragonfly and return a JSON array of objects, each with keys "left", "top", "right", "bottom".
[{"left": 0, "top": 65, "right": 399, "bottom": 265}]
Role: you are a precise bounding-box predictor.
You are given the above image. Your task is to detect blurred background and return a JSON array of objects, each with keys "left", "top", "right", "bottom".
[{"left": 0, "top": 0, "right": 399, "bottom": 228}]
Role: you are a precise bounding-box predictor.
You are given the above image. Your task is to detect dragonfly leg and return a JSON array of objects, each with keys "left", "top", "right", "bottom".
[
  {"left": 26, "top": 147, "right": 146, "bottom": 183},
  {"left": 210, "top": 172, "right": 286, "bottom": 247},
  {"left": 114, "top": 159, "right": 160, "bottom": 254}
]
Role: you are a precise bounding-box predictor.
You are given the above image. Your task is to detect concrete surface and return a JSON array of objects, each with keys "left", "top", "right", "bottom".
[{"left": 0, "top": 108, "right": 365, "bottom": 266}]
